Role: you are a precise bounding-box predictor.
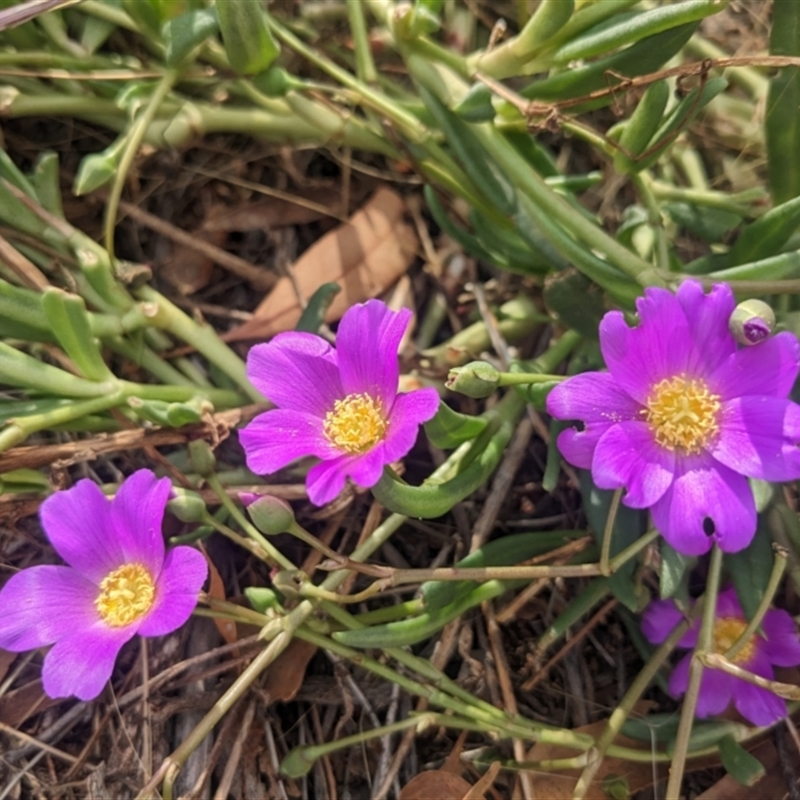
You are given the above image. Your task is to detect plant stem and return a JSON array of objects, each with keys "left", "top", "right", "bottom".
[{"left": 666, "top": 544, "right": 723, "bottom": 800}]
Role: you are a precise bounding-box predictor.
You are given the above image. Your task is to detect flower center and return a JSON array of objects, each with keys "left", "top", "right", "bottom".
[
  {"left": 323, "top": 393, "right": 387, "bottom": 454},
  {"left": 95, "top": 563, "right": 156, "bottom": 627},
  {"left": 712, "top": 616, "right": 755, "bottom": 664},
  {"left": 644, "top": 375, "right": 720, "bottom": 453}
]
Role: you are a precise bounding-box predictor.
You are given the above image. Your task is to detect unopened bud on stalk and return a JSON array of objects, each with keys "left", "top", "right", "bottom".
[
  {"left": 729, "top": 299, "right": 775, "bottom": 346},
  {"left": 244, "top": 494, "right": 296, "bottom": 535},
  {"left": 446, "top": 361, "right": 500, "bottom": 398},
  {"left": 167, "top": 489, "right": 207, "bottom": 523}
]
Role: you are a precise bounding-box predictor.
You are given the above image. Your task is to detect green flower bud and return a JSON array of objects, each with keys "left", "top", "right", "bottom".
[
  {"left": 446, "top": 361, "right": 500, "bottom": 398},
  {"left": 245, "top": 494, "right": 296, "bottom": 535},
  {"left": 271, "top": 569, "right": 305, "bottom": 598},
  {"left": 167, "top": 489, "right": 207, "bottom": 523},
  {"left": 729, "top": 299, "right": 775, "bottom": 346},
  {"left": 245, "top": 586, "right": 280, "bottom": 612},
  {"left": 188, "top": 439, "right": 216, "bottom": 476}
]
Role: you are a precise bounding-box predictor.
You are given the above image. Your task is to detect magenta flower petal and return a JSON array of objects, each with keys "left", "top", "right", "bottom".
[
  {"left": 550, "top": 280, "right": 800, "bottom": 557},
  {"left": 347, "top": 447, "right": 388, "bottom": 489},
  {"left": 546, "top": 372, "right": 642, "bottom": 423},
  {"left": 714, "top": 587, "right": 741, "bottom": 618},
  {"left": 761, "top": 609, "right": 800, "bottom": 666},
  {"left": 676, "top": 281, "right": 736, "bottom": 375},
  {"left": 0, "top": 566, "right": 98, "bottom": 651},
  {"left": 240, "top": 409, "right": 339, "bottom": 475},
  {"left": 247, "top": 332, "right": 342, "bottom": 416},
  {"left": 0, "top": 469, "right": 205, "bottom": 701},
  {"left": 695, "top": 669, "right": 735, "bottom": 718},
  {"left": 711, "top": 332, "right": 800, "bottom": 400},
  {"left": 382, "top": 388, "right": 440, "bottom": 462},
  {"left": 641, "top": 598, "right": 684, "bottom": 645},
  {"left": 592, "top": 422, "right": 675, "bottom": 507},
  {"left": 306, "top": 455, "right": 353, "bottom": 505},
  {"left": 337, "top": 300, "right": 410, "bottom": 408},
  {"left": 668, "top": 652, "right": 692, "bottom": 697},
  {"left": 650, "top": 454, "right": 756, "bottom": 555},
  {"left": 710, "top": 396, "right": 800, "bottom": 482},
  {"left": 734, "top": 680, "right": 786, "bottom": 727},
  {"left": 137, "top": 547, "right": 207, "bottom": 637},
  {"left": 42, "top": 627, "right": 132, "bottom": 701},
  {"left": 39, "top": 479, "right": 119, "bottom": 582},
  {"left": 240, "top": 299, "right": 439, "bottom": 506},
  {"left": 108, "top": 469, "right": 171, "bottom": 576},
  {"left": 600, "top": 289, "right": 694, "bottom": 404}
]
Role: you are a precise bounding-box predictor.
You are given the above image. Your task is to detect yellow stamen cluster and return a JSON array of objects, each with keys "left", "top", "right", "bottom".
[
  {"left": 645, "top": 375, "right": 721, "bottom": 453},
  {"left": 323, "top": 393, "right": 387, "bottom": 454},
  {"left": 95, "top": 563, "right": 156, "bottom": 627},
  {"left": 712, "top": 616, "right": 755, "bottom": 664}
]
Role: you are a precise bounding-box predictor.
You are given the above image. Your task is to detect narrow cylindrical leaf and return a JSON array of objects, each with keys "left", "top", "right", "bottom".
[
  {"left": 613, "top": 80, "right": 670, "bottom": 175},
  {"left": 41, "top": 288, "right": 114, "bottom": 382},
  {"left": 216, "top": 0, "right": 280, "bottom": 75}
]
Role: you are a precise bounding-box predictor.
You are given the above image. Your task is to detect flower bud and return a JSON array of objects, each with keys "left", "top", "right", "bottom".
[
  {"left": 729, "top": 299, "right": 775, "bottom": 346},
  {"left": 245, "top": 494, "right": 296, "bottom": 535},
  {"left": 188, "top": 439, "right": 216, "bottom": 476},
  {"left": 167, "top": 489, "right": 207, "bottom": 523},
  {"left": 446, "top": 361, "right": 500, "bottom": 398},
  {"left": 245, "top": 586, "right": 280, "bottom": 612}
]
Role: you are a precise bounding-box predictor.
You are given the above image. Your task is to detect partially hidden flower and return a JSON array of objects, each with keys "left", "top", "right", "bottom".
[
  {"left": 642, "top": 588, "right": 800, "bottom": 726},
  {"left": 0, "top": 470, "right": 208, "bottom": 701},
  {"left": 546, "top": 281, "right": 800, "bottom": 555},
  {"left": 239, "top": 299, "right": 440, "bottom": 506}
]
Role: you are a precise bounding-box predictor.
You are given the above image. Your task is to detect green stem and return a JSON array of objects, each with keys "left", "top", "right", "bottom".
[
  {"left": 135, "top": 285, "right": 261, "bottom": 402},
  {"left": 573, "top": 606, "right": 700, "bottom": 799},
  {"left": 632, "top": 171, "right": 671, "bottom": 273},
  {"left": 600, "top": 489, "right": 623, "bottom": 577},
  {"left": 666, "top": 545, "right": 724, "bottom": 800},
  {"left": 496, "top": 371, "right": 567, "bottom": 386},
  {"left": 726, "top": 547, "right": 787, "bottom": 661},
  {"left": 203, "top": 472, "right": 296, "bottom": 571},
  {"left": 347, "top": 0, "right": 377, "bottom": 83},
  {"left": 104, "top": 69, "right": 178, "bottom": 258}
]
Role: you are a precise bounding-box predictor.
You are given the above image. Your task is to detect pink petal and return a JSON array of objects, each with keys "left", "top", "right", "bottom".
[
  {"left": 546, "top": 372, "right": 642, "bottom": 424},
  {"left": 600, "top": 289, "right": 695, "bottom": 405},
  {"left": 138, "top": 547, "right": 207, "bottom": 637},
  {"left": 240, "top": 409, "right": 339, "bottom": 475},
  {"left": 108, "top": 469, "right": 171, "bottom": 577},
  {"left": 42, "top": 627, "right": 132, "bottom": 700},
  {"left": 695, "top": 669, "right": 735, "bottom": 718},
  {"left": 555, "top": 426, "right": 606, "bottom": 470},
  {"left": 347, "top": 446, "right": 387, "bottom": 489},
  {"left": 710, "top": 396, "right": 800, "bottom": 482},
  {"left": 246, "top": 332, "right": 342, "bottom": 416},
  {"left": 39, "top": 479, "right": 121, "bottom": 582},
  {"left": 591, "top": 421, "right": 675, "bottom": 507},
  {"left": 668, "top": 652, "right": 692, "bottom": 697},
  {"left": 733, "top": 680, "right": 786, "bottom": 726},
  {"left": 641, "top": 599, "right": 683, "bottom": 645},
  {"left": 383, "top": 388, "right": 440, "bottom": 462},
  {"left": 714, "top": 587, "right": 743, "bottom": 618},
  {"left": 676, "top": 281, "right": 737, "bottom": 375},
  {"left": 710, "top": 332, "right": 800, "bottom": 400},
  {"left": 337, "top": 300, "right": 410, "bottom": 409},
  {"left": 761, "top": 609, "right": 800, "bottom": 667},
  {"left": 305, "top": 455, "right": 354, "bottom": 506},
  {"left": 650, "top": 454, "right": 756, "bottom": 556},
  {"left": 0, "top": 566, "right": 98, "bottom": 651}
]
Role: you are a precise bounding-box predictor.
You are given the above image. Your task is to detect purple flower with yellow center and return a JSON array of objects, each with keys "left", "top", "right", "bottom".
[
  {"left": 546, "top": 280, "right": 800, "bottom": 555},
  {"left": 239, "top": 299, "right": 440, "bottom": 506},
  {"left": 642, "top": 588, "right": 800, "bottom": 726},
  {"left": 0, "top": 470, "right": 208, "bottom": 701}
]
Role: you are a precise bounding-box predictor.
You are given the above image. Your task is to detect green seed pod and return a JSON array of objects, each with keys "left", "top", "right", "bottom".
[
  {"left": 246, "top": 494, "right": 296, "bottom": 535},
  {"left": 729, "top": 299, "right": 776, "bottom": 346},
  {"left": 446, "top": 361, "right": 500, "bottom": 398}
]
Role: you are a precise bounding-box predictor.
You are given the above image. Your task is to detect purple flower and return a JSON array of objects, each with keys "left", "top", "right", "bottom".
[
  {"left": 0, "top": 470, "right": 208, "bottom": 701},
  {"left": 546, "top": 280, "right": 800, "bottom": 555},
  {"left": 642, "top": 588, "right": 800, "bottom": 726},
  {"left": 239, "top": 299, "right": 440, "bottom": 506}
]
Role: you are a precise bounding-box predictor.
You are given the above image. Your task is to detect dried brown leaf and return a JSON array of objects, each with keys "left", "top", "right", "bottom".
[
  {"left": 260, "top": 638, "right": 317, "bottom": 704},
  {"left": 399, "top": 771, "right": 473, "bottom": 800},
  {"left": 226, "top": 187, "right": 418, "bottom": 341}
]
